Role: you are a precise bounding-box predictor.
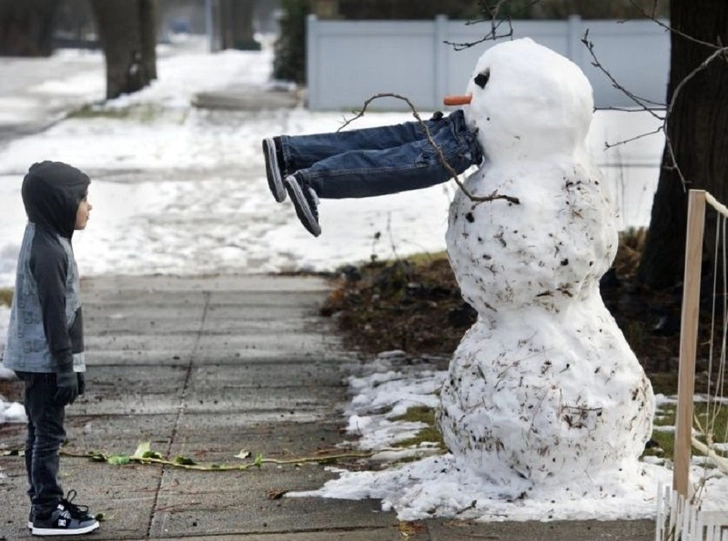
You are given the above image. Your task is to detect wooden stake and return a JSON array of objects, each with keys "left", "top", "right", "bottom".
[{"left": 674, "top": 189, "right": 706, "bottom": 497}]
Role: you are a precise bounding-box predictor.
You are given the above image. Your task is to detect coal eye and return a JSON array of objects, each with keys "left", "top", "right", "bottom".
[{"left": 474, "top": 70, "right": 490, "bottom": 89}]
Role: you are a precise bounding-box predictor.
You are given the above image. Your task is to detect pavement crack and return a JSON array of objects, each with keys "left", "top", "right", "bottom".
[{"left": 146, "top": 290, "right": 211, "bottom": 537}]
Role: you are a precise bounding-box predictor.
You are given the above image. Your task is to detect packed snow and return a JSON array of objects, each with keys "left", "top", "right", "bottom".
[
  {"left": 1, "top": 35, "right": 722, "bottom": 522},
  {"left": 291, "top": 353, "right": 728, "bottom": 521},
  {"left": 441, "top": 38, "right": 654, "bottom": 489}
]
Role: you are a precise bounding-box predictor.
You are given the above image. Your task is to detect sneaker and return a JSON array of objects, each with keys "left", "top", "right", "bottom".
[
  {"left": 262, "top": 137, "right": 287, "bottom": 203},
  {"left": 60, "top": 490, "right": 95, "bottom": 523},
  {"left": 28, "top": 510, "right": 33, "bottom": 530},
  {"left": 284, "top": 174, "right": 321, "bottom": 237},
  {"left": 32, "top": 498, "right": 99, "bottom": 536}
]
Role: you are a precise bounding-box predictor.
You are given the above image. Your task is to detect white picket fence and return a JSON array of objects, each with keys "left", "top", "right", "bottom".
[{"left": 656, "top": 484, "right": 728, "bottom": 541}]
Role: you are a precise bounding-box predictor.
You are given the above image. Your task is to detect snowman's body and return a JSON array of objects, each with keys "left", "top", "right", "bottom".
[{"left": 439, "top": 39, "right": 654, "bottom": 488}]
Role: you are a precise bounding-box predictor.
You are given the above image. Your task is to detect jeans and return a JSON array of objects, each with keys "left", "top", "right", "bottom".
[
  {"left": 16, "top": 371, "right": 66, "bottom": 517},
  {"left": 279, "top": 109, "right": 482, "bottom": 199}
]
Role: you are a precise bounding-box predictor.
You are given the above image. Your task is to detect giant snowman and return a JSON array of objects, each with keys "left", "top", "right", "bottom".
[{"left": 438, "top": 38, "right": 655, "bottom": 489}]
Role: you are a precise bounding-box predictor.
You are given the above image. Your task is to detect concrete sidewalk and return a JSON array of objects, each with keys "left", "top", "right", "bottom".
[{"left": 0, "top": 275, "right": 654, "bottom": 540}]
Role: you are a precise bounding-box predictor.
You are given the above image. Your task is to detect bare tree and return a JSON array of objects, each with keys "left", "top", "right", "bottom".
[
  {"left": 0, "top": 0, "right": 60, "bottom": 56},
  {"left": 89, "top": 0, "right": 157, "bottom": 100},
  {"left": 637, "top": 0, "right": 728, "bottom": 290},
  {"left": 219, "top": 0, "right": 259, "bottom": 50}
]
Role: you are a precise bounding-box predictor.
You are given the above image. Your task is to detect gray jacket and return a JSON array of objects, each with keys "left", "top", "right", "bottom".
[{"left": 3, "top": 161, "right": 90, "bottom": 374}]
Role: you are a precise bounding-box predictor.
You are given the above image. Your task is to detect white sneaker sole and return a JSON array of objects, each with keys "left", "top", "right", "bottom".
[
  {"left": 263, "top": 139, "right": 286, "bottom": 203},
  {"left": 32, "top": 520, "right": 99, "bottom": 536},
  {"left": 285, "top": 176, "right": 321, "bottom": 237}
]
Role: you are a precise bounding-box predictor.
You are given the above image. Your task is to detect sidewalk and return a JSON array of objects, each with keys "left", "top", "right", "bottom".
[{"left": 0, "top": 274, "right": 654, "bottom": 540}]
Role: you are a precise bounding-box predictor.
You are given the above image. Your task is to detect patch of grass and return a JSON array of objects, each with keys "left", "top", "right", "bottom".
[
  {"left": 69, "top": 105, "right": 133, "bottom": 120},
  {"left": 644, "top": 427, "right": 675, "bottom": 458},
  {"left": 0, "top": 288, "right": 12, "bottom": 307},
  {"left": 391, "top": 406, "right": 446, "bottom": 450},
  {"left": 68, "top": 104, "right": 165, "bottom": 123},
  {"left": 644, "top": 403, "right": 728, "bottom": 460},
  {"left": 649, "top": 373, "right": 680, "bottom": 396}
]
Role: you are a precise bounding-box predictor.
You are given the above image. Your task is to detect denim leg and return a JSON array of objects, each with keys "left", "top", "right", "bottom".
[
  {"left": 21, "top": 372, "right": 66, "bottom": 517},
  {"left": 279, "top": 112, "right": 464, "bottom": 173},
  {"left": 303, "top": 111, "right": 482, "bottom": 199},
  {"left": 23, "top": 385, "right": 35, "bottom": 504}
]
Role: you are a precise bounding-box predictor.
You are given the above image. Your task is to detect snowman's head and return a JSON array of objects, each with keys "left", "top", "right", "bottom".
[{"left": 462, "top": 38, "right": 593, "bottom": 162}]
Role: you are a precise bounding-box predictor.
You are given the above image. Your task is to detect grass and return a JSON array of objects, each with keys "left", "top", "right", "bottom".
[
  {"left": 391, "top": 406, "right": 446, "bottom": 450},
  {"left": 0, "top": 288, "right": 12, "bottom": 307},
  {"left": 68, "top": 103, "right": 171, "bottom": 123},
  {"left": 642, "top": 402, "right": 728, "bottom": 462}
]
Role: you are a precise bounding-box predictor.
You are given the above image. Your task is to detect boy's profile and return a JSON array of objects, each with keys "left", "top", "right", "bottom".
[{"left": 3, "top": 161, "right": 99, "bottom": 536}]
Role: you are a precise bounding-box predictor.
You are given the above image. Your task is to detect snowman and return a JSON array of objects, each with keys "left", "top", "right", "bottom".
[{"left": 438, "top": 38, "right": 655, "bottom": 490}]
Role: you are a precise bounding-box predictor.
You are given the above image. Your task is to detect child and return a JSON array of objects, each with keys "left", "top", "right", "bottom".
[
  {"left": 262, "top": 105, "right": 482, "bottom": 237},
  {"left": 3, "top": 161, "right": 99, "bottom": 536}
]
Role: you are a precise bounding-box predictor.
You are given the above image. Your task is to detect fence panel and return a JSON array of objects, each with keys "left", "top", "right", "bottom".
[{"left": 306, "top": 15, "right": 669, "bottom": 111}]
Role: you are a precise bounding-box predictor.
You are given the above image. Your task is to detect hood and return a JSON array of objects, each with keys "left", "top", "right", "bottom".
[{"left": 21, "top": 161, "right": 90, "bottom": 239}]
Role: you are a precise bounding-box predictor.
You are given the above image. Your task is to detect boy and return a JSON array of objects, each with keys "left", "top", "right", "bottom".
[
  {"left": 262, "top": 105, "right": 482, "bottom": 237},
  {"left": 3, "top": 161, "right": 99, "bottom": 536}
]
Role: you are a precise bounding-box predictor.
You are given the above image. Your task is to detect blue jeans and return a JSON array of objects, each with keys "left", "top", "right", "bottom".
[
  {"left": 16, "top": 371, "right": 66, "bottom": 517},
  {"left": 278, "top": 110, "right": 482, "bottom": 199}
]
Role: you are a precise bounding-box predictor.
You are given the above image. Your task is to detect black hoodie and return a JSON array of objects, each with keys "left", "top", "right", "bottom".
[{"left": 4, "top": 161, "right": 90, "bottom": 373}]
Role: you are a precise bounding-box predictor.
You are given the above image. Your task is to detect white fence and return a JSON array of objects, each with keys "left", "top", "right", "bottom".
[{"left": 306, "top": 15, "right": 669, "bottom": 111}]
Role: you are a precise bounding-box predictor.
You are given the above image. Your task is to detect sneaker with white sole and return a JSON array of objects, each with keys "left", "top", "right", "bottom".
[
  {"left": 32, "top": 498, "right": 99, "bottom": 536},
  {"left": 284, "top": 174, "right": 321, "bottom": 237},
  {"left": 262, "top": 137, "right": 287, "bottom": 203}
]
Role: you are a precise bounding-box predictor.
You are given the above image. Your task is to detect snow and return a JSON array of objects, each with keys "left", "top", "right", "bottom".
[
  {"left": 1, "top": 35, "right": 723, "bottom": 522},
  {"left": 0, "top": 38, "right": 660, "bottom": 290},
  {"left": 291, "top": 353, "right": 728, "bottom": 521},
  {"left": 442, "top": 38, "right": 654, "bottom": 489}
]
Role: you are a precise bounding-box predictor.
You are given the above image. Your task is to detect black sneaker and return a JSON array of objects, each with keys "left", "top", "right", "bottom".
[
  {"left": 32, "top": 498, "right": 99, "bottom": 536},
  {"left": 28, "top": 510, "right": 33, "bottom": 530},
  {"left": 60, "top": 490, "right": 95, "bottom": 523},
  {"left": 284, "top": 174, "right": 321, "bottom": 237},
  {"left": 262, "top": 137, "right": 287, "bottom": 203}
]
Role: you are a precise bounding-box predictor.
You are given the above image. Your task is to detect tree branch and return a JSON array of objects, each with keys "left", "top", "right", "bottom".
[{"left": 340, "top": 92, "right": 519, "bottom": 205}]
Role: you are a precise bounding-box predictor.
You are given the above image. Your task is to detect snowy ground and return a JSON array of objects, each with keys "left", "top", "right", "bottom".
[
  {"left": 3, "top": 36, "right": 721, "bottom": 522},
  {"left": 288, "top": 352, "right": 728, "bottom": 522}
]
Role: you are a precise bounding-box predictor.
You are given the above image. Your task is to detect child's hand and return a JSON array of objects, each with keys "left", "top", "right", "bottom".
[{"left": 55, "top": 368, "right": 79, "bottom": 405}]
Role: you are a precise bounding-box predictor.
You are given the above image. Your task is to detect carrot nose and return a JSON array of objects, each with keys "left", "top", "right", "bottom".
[{"left": 443, "top": 94, "right": 472, "bottom": 106}]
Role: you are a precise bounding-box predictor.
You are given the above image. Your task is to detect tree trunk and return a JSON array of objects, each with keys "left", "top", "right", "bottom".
[
  {"left": 0, "top": 0, "right": 59, "bottom": 56},
  {"left": 220, "top": 0, "right": 259, "bottom": 50},
  {"left": 637, "top": 0, "right": 728, "bottom": 290},
  {"left": 89, "top": 0, "right": 158, "bottom": 100}
]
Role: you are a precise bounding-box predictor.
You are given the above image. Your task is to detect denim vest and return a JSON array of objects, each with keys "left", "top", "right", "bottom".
[{"left": 3, "top": 223, "right": 85, "bottom": 373}]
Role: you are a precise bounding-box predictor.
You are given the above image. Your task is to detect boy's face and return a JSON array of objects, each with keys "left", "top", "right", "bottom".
[{"left": 74, "top": 194, "right": 92, "bottom": 230}]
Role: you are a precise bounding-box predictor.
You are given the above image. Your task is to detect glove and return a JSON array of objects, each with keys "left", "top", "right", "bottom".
[
  {"left": 77, "top": 372, "right": 86, "bottom": 396},
  {"left": 55, "top": 365, "right": 79, "bottom": 406}
]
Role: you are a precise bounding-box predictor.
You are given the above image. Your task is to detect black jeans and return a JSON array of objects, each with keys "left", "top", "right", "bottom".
[{"left": 16, "top": 371, "right": 66, "bottom": 517}]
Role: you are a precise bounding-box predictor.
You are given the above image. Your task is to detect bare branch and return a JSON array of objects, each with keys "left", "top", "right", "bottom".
[
  {"left": 581, "top": 30, "right": 665, "bottom": 116},
  {"left": 625, "top": 0, "right": 719, "bottom": 50},
  {"left": 603, "top": 126, "right": 665, "bottom": 150},
  {"left": 584, "top": 29, "right": 728, "bottom": 189},
  {"left": 443, "top": 0, "right": 540, "bottom": 51},
  {"left": 667, "top": 46, "right": 727, "bottom": 118},
  {"left": 340, "top": 93, "right": 520, "bottom": 205}
]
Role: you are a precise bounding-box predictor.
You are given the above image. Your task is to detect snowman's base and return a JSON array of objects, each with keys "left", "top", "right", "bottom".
[
  {"left": 438, "top": 304, "right": 654, "bottom": 485},
  {"left": 291, "top": 453, "right": 668, "bottom": 522}
]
